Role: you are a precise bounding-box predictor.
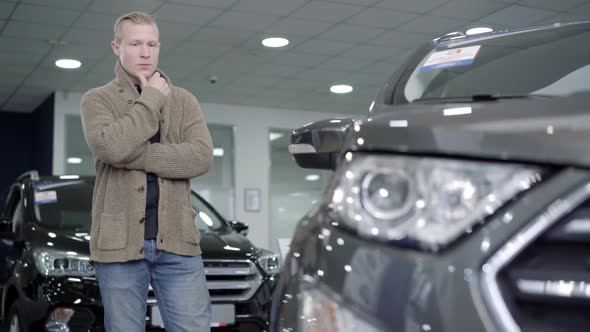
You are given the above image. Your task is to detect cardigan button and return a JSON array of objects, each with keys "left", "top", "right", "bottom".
[
  {"left": 139, "top": 217, "right": 145, "bottom": 224},
  {"left": 127, "top": 100, "right": 133, "bottom": 104},
  {"left": 139, "top": 247, "right": 144, "bottom": 254},
  {"left": 137, "top": 185, "right": 145, "bottom": 193},
  {"left": 119, "top": 89, "right": 124, "bottom": 93}
]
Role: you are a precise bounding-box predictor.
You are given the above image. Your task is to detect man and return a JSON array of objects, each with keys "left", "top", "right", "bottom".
[{"left": 80, "top": 11, "right": 213, "bottom": 332}]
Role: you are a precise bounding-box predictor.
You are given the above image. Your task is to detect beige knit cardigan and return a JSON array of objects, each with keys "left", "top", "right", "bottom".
[{"left": 80, "top": 60, "right": 213, "bottom": 263}]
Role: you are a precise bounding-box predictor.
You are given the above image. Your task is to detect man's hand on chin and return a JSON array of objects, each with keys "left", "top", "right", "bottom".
[{"left": 137, "top": 71, "right": 170, "bottom": 97}]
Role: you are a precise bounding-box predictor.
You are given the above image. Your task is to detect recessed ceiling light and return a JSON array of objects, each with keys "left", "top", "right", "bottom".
[
  {"left": 466, "top": 27, "right": 494, "bottom": 35},
  {"left": 59, "top": 175, "right": 80, "bottom": 180},
  {"left": 262, "top": 37, "right": 289, "bottom": 48},
  {"left": 269, "top": 132, "right": 284, "bottom": 141},
  {"left": 55, "top": 59, "right": 81, "bottom": 69},
  {"left": 305, "top": 174, "right": 320, "bottom": 182},
  {"left": 213, "top": 148, "right": 224, "bottom": 157},
  {"left": 330, "top": 84, "right": 353, "bottom": 94},
  {"left": 67, "top": 157, "right": 82, "bottom": 164}
]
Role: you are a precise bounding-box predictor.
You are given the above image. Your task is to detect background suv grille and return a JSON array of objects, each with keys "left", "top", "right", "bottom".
[
  {"left": 498, "top": 199, "right": 590, "bottom": 332},
  {"left": 147, "top": 259, "right": 262, "bottom": 303}
]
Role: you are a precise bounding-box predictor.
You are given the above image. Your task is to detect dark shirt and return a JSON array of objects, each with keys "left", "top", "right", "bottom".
[{"left": 135, "top": 84, "right": 159, "bottom": 240}]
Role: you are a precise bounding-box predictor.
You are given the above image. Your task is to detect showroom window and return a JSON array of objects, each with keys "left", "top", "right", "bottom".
[
  {"left": 63, "top": 115, "right": 235, "bottom": 219},
  {"left": 269, "top": 129, "right": 331, "bottom": 253},
  {"left": 190, "top": 124, "right": 235, "bottom": 219},
  {"left": 65, "top": 114, "right": 94, "bottom": 176}
]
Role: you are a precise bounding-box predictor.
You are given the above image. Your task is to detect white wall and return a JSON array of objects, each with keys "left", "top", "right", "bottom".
[{"left": 53, "top": 90, "right": 352, "bottom": 250}]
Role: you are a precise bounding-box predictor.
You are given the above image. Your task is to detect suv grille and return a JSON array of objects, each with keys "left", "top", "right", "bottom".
[
  {"left": 482, "top": 184, "right": 590, "bottom": 332},
  {"left": 147, "top": 259, "right": 262, "bottom": 303},
  {"left": 499, "top": 202, "right": 590, "bottom": 332}
]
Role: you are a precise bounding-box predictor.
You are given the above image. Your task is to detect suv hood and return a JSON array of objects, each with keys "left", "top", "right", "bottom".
[
  {"left": 28, "top": 225, "right": 257, "bottom": 260},
  {"left": 356, "top": 93, "right": 590, "bottom": 167}
]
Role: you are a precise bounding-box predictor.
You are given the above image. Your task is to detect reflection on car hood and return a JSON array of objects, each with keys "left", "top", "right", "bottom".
[
  {"left": 199, "top": 231, "right": 256, "bottom": 260},
  {"left": 355, "top": 93, "right": 590, "bottom": 167},
  {"left": 28, "top": 226, "right": 256, "bottom": 260}
]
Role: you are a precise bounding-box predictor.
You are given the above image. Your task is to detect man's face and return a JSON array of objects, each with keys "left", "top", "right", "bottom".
[{"left": 111, "top": 21, "right": 160, "bottom": 81}]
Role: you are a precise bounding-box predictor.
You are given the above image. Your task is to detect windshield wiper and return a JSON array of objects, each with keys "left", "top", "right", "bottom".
[{"left": 413, "top": 94, "right": 552, "bottom": 103}]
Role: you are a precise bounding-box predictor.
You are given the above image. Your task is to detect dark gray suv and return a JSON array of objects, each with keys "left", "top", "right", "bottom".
[{"left": 271, "top": 21, "right": 590, "bottom": 332}]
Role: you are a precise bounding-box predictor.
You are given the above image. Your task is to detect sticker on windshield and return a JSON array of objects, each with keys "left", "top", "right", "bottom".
[
  {"left": 420, "top": 45, "right": 481, "bottom": 72},
  {"left": 35, "top": 191, "right": 57, "bottom": 205}
]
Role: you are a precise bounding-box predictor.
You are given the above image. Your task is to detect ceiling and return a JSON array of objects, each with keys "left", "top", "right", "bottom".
[{"left": 1, "top": 0, "right": 589, "bottom": 114}]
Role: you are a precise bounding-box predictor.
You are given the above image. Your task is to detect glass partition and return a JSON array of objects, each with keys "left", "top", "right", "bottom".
[
  {"left": 269, "top": 128, "right": 331, "bottom": 254},
  {"left": 64, "top": 114, "right": 235, "bottom": 218}
]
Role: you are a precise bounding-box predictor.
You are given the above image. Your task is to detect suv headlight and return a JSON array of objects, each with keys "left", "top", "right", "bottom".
[
  {"left": 257, "top": 249, "right": 281, "bottom": 275},
  {"left": 34, "top": 248, "right": 94, "bottom": 277},
  {"left": 297, "top": 284, "right": 385, "bottom": 332},
  {"left": 330, "top": 154, "right": 543, "bottom": 251}
]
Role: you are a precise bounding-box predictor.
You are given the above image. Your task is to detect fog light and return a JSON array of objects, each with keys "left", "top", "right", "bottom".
[{"left": 45, "top": 308, "right": 74, "bottom": 332}]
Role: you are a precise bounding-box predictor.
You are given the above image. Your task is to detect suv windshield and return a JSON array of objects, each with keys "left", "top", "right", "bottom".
[
  {"left": 399, "top": 22, "right": 590, "bottom": 103},
  {"left": 32, "top": 180, "right": 227, "bottom": 232}
]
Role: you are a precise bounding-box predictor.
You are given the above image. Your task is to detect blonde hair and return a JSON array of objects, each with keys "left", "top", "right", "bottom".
[{"left": 113, "top": 11, "right": 157, "bottom": 43}]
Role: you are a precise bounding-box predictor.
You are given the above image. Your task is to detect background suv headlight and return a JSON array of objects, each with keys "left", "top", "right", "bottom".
[
  {"left": 330, "top": 154, "right": 544, "bottom": 251},
  {"left": 34, "top": 248, "right": 95, "bottom": 277},
  {"left": 256, "top": 249, "right": 281, "bottom": 275}
]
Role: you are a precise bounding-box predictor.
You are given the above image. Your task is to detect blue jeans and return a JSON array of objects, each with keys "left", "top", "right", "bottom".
[{"left": 95, "top": 240, "right": 211, "bottom": 332}]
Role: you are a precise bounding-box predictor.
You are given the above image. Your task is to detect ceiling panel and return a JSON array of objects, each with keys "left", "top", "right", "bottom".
[
  {"left": 431, "top": 0, "right": 508, "bottom": 20},
  {"left": 570, "top": 2, "right": 590, "bottom": 16},
  {"left": 256, "top": 64, "right": 303, "bottom": 78},
  {"left": 166, "top": 0, "right": 237, "bottom": 9},
  {"left": 376, "top": 0, "right": 450, "bottom": 14},
  {"left": 210, "top": 10, "right": 279, "bottom": 31},
  {"left": 480, "top": 5, "right": 557, "bottom": 26},
  {"left": 398, "top": 15, "right": 468, "bottom": 35},
  {"left": 157, "top": 21, "right": 201, "bottom": 42},
  {"left": 153, "top": 3, "right": 222, "bottom": 25},
  {"left": 89, "top": 0, "right": 164, "bottom": 15},
  {"left": 21, "top": 0, "right": 91, "bottom": 10},
  {"left": 318, "top": 24, "right": 385, "bottom": 42},
  {"left": 232, "top": 0, "right": 307, "bottom": 15},
  {"left": 293, "top": 39, "right": 355, "bottom": 56},
  {"left": 74, "top": 12, "right": 118, "bottom": 31},
  {"left": 272, "top": 52, "right": 329, "bottom": 67},
  {"left": 0, "top": 51, "right": 45, "bottom": 66},
  {"left": 368, "top": 29, "right": 436, "bottom": 49},
  {"left": 12, "top": 3, "right": 81, "bottom": 26},
  {"left": 189, "top": 27, "right": 257, "bottom": 45},
  {"left": 347, "top": 7, "right": 418, "bottom": 28},
  {"left": 291, "top": 1, "right": 365, "bottom": 22},
  {"left": 0, "top": 36, "right": 52, "bottom": 54},
  {"left": 0, "top": 2, "right": 16, "bottom": 19},
  {"left": 62, "top": 27, "right": 112, "bottom": 44},
  {"left": 535, "top": 12, "right": 590, "bottom": 26},
  {"left": 340, "top": 44, "right": 401, "bottom": 61},
  {"left": 315, "top": 56, "right": 375, "bottom": 71},
  {"left": 264, "top": 17, "right": 332, "bottom": 37},
  {"left": 519, "top": 0, "right": 588, "bottom": 11},
  {"left": 1, "top": 21, "right": 67, "bottom": 40}
]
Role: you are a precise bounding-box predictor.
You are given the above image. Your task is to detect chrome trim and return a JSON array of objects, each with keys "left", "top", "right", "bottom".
[
  {"left": 145, "top": 259, "right": 262, "bottom": 304},
  {"left": 288, "top": 144, "right": 316, "bottom": 154},
  {"left": 516, "top": 279, "right": 590, "bottom": 299},
  {"left": 204, "top": 259, "right": 262, "bottom": 302},
  {"left": 479, "top": 182, "right": 590, "bottom": 332}
]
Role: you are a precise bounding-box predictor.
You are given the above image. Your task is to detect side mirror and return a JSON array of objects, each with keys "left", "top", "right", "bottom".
[
  {"left": 289, "top": 118, "right": 354, "bottom": 170},
  {"left": 229, "top": 220, "right": 249, "bottom": 236}
]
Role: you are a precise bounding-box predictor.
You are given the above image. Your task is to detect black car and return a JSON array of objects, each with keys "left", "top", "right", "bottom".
[
  {"left": 271, "top": 22, "right": 590, "bottom": 332},
  {"left": 0, "top": 171, "right": 279, "bottom": 332}
]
